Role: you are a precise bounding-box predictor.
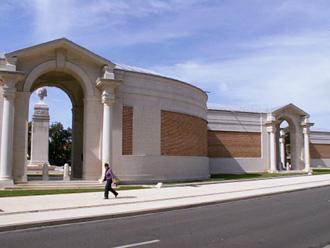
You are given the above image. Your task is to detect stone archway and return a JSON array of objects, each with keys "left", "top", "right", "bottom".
[
  {"left": 0, "top": 38, "right": 121, "bottom": 186},
  {"left": 266, "top": 104, "right": 314, "bottom": 173},
  {"left": 275, "top": 117, "right": 298, "bottom": 170}
]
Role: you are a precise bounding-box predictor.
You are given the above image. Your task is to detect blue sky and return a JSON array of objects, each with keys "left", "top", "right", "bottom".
[{"left": 2, "top": 0, "right": 330, "bottom": 129}]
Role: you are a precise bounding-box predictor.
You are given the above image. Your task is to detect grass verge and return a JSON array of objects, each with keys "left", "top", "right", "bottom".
[
  {"left": 210, "top": 172, "right": 305, "bottom": 181},
  {"left": 0, "top": 186, "right": 145, "bottom": 198},
  {"left": 210, "top": 168, "right": 330, "bottom": 181}
]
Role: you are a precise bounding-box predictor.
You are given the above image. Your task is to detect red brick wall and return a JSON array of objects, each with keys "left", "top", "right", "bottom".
[
  {"left": 122, "top": 106, "right": 133, "bottom": 155},
  {"left": 208, "top": 131, "right": 261, "bottom": 158},
  {"left": 161, "top": 111, "right": 207, "bottom": 156},
  {"left": 310, "top": 144, "right": 330, "bottom": 159}
]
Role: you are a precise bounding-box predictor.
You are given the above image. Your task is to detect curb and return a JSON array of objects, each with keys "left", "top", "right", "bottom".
[{"left": 0, "top": 184, "right": 329, "bottom": 233}]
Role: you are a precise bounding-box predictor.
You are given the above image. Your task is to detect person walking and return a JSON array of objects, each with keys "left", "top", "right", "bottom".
[{"left": 103, "top": 163, "right": 118, "bottom": 199}]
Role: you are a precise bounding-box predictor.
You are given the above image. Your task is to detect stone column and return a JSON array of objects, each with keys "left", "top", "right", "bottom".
[
  {"left": 302, "top": 117, "right": 313, "bottom": 173},
  {"left": 266, "top": 114, "right": 277, "bottom": 173},
  {"left": 303, "top": 127, "right": 310, "bottom": 172},
  {"left": 279, "top": 130, "right": 286, "bottom": 170},
  {"left": 0, "top": 61, "right": 24, "bottom": 186},
  {"left": 101, "top": 91, "right": 114, "bottom": 168},
  {"left": 0, "top": 83, "right": 16, "bottom": 182},
  {"left": 96, "top": 77, "right": 122, "bottom": 179},
  {"left": 29, "top": 88, "right": 50, "bottom": 167}
]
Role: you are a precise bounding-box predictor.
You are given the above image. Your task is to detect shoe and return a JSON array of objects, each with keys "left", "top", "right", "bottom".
[
  {"left": 115, "top": 193, "right": 118, "bottom": 198},
  {"left": 104, "top": 197, "right": 108, "bottom": 199}
]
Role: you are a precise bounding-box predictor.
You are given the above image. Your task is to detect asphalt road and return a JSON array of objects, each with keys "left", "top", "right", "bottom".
[{"left": 1, "top": 186, "right": 330, "bottom": 248}]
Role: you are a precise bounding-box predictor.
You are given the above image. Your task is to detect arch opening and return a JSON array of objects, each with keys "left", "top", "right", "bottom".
[
  {"left": 27, "top": 71, "right": 84, "bottom": 180},
  {"left": 277, "top": 120, "right": 292, "bottom": 171}
]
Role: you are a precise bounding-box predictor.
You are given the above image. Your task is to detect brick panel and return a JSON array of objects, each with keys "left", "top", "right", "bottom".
[
  {"left": 161, "top": 111, "right": 207, "bottom": 156},
  {"left": 122, "top": 106, "right": 133, "bottom": 155},
  {"left": 208, "top": 131, "right": 261, "bottom": 158},
  {"left": 310, "top": 144, "right": 330, "bottom": 159}
]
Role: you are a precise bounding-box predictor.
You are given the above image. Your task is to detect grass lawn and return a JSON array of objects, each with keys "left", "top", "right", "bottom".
[
  {"left": 210, "top": 168, "right": 330, "bottom": 181},
  {"left": 0, "top": 186, "right": 145, "bottom": 198},
  {"left": 210, "top": 172, "right": 304, "bottom": 181},
  {"left": 311, "top": 168, "right": 330, "bottom": 175}
]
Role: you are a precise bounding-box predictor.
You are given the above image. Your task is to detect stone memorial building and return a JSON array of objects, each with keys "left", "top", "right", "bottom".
[{"left": 0, "top": 38, "right": 330, "bottom": 186}]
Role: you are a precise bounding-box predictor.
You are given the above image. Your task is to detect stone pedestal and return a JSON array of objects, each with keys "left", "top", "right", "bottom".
[{"left": 29, "top": 88, "right": 50, "bottom": 167}]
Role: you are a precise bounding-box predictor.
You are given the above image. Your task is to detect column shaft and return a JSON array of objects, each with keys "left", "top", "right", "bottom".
[
  {"left": 303, "top": 129, "right": 311, "bottom": 172},
  {"left": 279, "top": 138, "right": 285, "bottom": 170},
  {"left": 0, "top": 94, "right": 15, "bottom": 180},
  {"left": 269, "top": 130, "right": 277, "bottom": 173},
  {"left": 101, "top": 102, "right": 112, "bottom": 178}
]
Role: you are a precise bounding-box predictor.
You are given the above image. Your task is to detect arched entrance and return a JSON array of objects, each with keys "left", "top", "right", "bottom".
[
  {"left": 28, "top": 71, "right": 84, "bottom": 179},
  {"left": 0, "top": 38, "right": 120, "bottom": 186},
  {"left": 266, "top": 104, "right": 314, "bottom": 173},
  {"left": 276, "top": 119, "right": 296, "bottom": 171}
]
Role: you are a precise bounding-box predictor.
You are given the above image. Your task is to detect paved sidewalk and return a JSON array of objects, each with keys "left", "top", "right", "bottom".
[{"left": 1, "top": 174, "right": 330, "bottom": 231}]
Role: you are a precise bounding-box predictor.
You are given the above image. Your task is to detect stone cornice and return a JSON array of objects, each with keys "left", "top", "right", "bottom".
[
  {"left": 96, "top": 78, "right": 122, "bottom": 91},
  {"left": 0, "top": 70, "right": 25, "bottom": 82}
]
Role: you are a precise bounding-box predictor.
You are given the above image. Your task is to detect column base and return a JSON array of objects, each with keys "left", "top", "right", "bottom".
[
  {"left": 268, "top": 169, "right": 278, "bottom": 173},
  {"left": 0, "top": 178, "right": 14, "bottom": 188}
]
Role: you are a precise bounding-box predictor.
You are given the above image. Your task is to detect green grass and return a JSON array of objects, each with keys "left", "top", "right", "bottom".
[
  {"left": 210, "top": 172, "right": 306, "bottom": 181},
  {"left": 210, "top": 168, "right": 330, "bottom": 182},
  {"left": 312, "top": 168, "right": 330, "bottom": 175},
  {"left": 0, "top": 186, "right": 145, "bottom": 197}
]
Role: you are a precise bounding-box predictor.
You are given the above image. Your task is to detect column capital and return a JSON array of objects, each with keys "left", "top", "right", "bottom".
[
  {"left": 266, "top": 125, "right": 275, "bottom": 133},
  {"left": 0, "top": 70, "right": 25, "bottom": 83},
  {"left": 303, "top": 127, "right": 310, "bottom": 135},
  {"left": 101, "top": 90, "right": 115, "bottom": 105},
  {"left": 2, "top": 86, "right": 16, "bottom": 100},
  {"left": 301, "top": 117, "right": 314, "bottom": 129},
  {"left": 265, "top": 114, "right": 278, "bottom": 133},
  {"left": 96, "top": 78, "right": 122, "bottom": 105},
  {"left": 0, "top": 70, "right": 24, "bottom": 100}
]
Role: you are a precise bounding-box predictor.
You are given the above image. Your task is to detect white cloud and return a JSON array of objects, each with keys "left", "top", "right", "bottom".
[
  {"left": 29, "top": 0, "right": 196, "bottom": 44},
  {"left": 151, "top": 31, "right": 330, "bottom": 129}
]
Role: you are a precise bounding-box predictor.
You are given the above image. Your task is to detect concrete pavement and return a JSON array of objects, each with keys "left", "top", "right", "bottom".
[{"left": 1, "top": 174, "right": 330, "bottom": 231}]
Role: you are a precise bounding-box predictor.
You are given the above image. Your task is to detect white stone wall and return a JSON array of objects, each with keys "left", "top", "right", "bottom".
[
  {"left": 207, "top": 109, "right": 263, "bottom": 132},
  {"left": 310, "top": 131, "right": 330, "bottom": 144},
  {"left": 210, "top": 158, "right": 268, "bottom": 174},
  {"left": 207, "top": 109, "right": 268, "bottom": 174},
  {"left": 112, "top": 70, "right": 210, "bottom": 182}
]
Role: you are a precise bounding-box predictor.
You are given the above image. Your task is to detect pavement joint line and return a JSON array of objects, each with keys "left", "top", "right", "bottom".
[
  {"left": 112, "top": 239, "right": 160, "bottom": 248},
  {"left": 1, "top": 178, "right": 330, "bottom": 216},
  {"left": 0, "top": 184, "right": 329, "bottom": 233}
]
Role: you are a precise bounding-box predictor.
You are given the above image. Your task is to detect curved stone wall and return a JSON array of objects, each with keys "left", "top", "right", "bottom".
[{"left": 112, "top": 69, "right": 209, "bottom": 183}]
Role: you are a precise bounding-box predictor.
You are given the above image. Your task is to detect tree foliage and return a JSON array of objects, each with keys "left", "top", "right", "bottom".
[{"left": 48, "top": 122, "right": 72, "bottom": 166}]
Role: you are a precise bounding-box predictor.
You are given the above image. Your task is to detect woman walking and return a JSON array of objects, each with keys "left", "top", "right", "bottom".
[{"left": 103, "top": 163, "right": 118, "bottom": 199}]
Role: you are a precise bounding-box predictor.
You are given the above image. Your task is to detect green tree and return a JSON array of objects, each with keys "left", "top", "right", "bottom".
[{"left": 49, "top": 122, "right": 72, "bottom": 166}]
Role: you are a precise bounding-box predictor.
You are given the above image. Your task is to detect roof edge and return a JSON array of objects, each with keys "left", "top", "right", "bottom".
[{"left": 6, "top": 38, "right": 114, "bottom": 67}]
